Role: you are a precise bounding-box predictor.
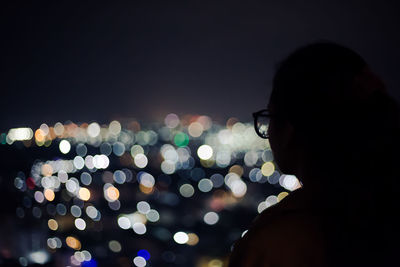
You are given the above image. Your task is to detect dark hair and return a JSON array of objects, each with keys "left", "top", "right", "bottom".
[
  {"left": 271, "top": 41, "right": 400, "bottom": 178},
  {"left": 270, "top": 41, "right": 400, "bottom": 265}
]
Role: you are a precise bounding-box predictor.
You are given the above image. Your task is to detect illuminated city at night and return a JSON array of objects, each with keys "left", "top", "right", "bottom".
[
  {"left": 1, "top": 116, "right": 300, "bottom": 266},
  {"left": 2, "top": 1, "right": 400, "bottom": 267}
]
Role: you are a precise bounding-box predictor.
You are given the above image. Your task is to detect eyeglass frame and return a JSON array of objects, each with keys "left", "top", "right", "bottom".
[{"left": 252, "top": 109, "right": 273, "bottom": 139}]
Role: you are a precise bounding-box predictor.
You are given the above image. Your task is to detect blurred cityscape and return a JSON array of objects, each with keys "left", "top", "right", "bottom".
[{"left": 0, "top": 114, "right": 301, "bottom": 267}]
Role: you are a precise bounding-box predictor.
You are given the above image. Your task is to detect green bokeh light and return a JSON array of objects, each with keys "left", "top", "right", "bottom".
[
  {"left": 174, "top": 132, "right": 189, "bottom": 147},
  {"left": 0, "top": 133, "right": 6, "bottom": 145}
]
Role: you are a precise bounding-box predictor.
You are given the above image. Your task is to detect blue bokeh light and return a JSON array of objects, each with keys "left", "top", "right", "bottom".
[
  {"left": 137, "top": 249, "right": 151, "bottom": 260},
  {"left": 82, "top": 259, "right": 98, "bottom": 267}
]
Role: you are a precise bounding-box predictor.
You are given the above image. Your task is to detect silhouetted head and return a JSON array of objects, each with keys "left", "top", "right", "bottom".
[
  {"left": 267, "top": 41, "right": 400, "bottom": 266},
  {"left": 268, "top": 42, "right": 400, "bottom": 266},
  {"left": 267, "top": 42, "right": 399, "bottom": 187}
]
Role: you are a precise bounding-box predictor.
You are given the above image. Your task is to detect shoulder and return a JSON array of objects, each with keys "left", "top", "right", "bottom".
[
  {"left": 229, "top": 190, "right": 327, "bottom": 267},
  {"left": 247, "top": 189, "right": 325, "bottom": 253}
]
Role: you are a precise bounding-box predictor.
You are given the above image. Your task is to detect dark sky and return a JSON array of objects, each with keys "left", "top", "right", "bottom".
[{"left": 1, "top": 1, "right": 399, "bottom": 129}]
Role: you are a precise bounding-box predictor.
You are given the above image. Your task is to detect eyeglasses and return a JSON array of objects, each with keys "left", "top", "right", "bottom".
[{"left": 252, "top": 109, "right": 272, "bottom": 139}]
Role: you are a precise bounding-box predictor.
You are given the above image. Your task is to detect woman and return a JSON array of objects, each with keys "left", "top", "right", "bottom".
[{"left": 228, "top": 42, "right": 400, "bottom": 266}]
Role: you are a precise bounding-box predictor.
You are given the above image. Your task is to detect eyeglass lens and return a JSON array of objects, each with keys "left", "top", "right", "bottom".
[{"left": 256, "top": 116, "right": 269, "bottom": 137}]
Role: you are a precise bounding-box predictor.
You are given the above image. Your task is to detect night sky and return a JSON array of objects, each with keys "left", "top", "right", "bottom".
[{"left": 2, "top": 1, "right": 400, "bottom": 130}]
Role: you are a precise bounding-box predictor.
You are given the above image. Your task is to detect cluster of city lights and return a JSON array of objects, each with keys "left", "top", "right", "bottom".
[{"left": 3, "top": 113, "right": 301, "bottom": 266}]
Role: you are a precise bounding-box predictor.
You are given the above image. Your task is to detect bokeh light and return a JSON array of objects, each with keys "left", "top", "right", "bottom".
[
  {"left": 66, "top": 236, "right": 81, "bottom": 250},
  {"left": 108, "top": 240, "right": 122, "bottom": 253},
  {"left": 203, "top": 211, "right": 219, "bottom": 225},
  {"left": 186, "top": 233, "right": 199, "bottom": 246},
  {"left": 44, "top": 189, "right": 55, "bottom": 201},
  {"left": 173, "top": 232, "right": 189, "bottom": 244},
  {"left": 59, "top": 140, "right": 71, "bottom": 154},
  {"left": 179, "top": 184, "right": 195, "bottom": 198},
  {"left": 133, "top": 256, "right": 146, "bottom": 267},
  {"left": 78, "top": 188, "right": 91, "bottom": 201},
  {"left": 48, "top": 219, "right": 58, "bottom": 231},
  {"left": 4, "top": 115, "right": 298, "bottom": 266},
  {"left": 197, "top": 145, "right": 213, "bottom": 160},
  {"left": 75, "top": 218, "right": 86, "bottom": 230}
]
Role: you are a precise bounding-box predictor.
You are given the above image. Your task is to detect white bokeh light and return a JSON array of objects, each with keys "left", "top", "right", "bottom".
[
  {"left": 134, "top": 153, "right": 148, "bottom": 168},
  {"left": 132, "top": 222, "right": 147, "bottom": 235},
  {"left": 117, "top": 216, "right": 131, "bottom": 230},
  {"left": 133, "top": 256, "right": 146, "bottom": 267},
  {"left": 173, "top": 231, "right": 189, "bottom": 244},
  {"left": 279, "top": 174, "right": 302, "bottom": 191},
  {"left": 74, "top": 218, "right": 86, "bottom": 230},
  {"left": 179, "top": 184, "right": 195, "bottom": 198},
  {"left": 59, "top": 140, "right": 71, "bottom": 154},
  {"left": 203, "top": 211, "right": 219, "bottom": 225},
  {"left": 197, "top": 145, "right": 213, "bottom": 160},
  {"left": 87, "top": 122, "right": 101, "bottom": 138}
]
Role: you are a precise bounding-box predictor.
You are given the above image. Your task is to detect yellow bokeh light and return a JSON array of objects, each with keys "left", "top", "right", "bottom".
[
  {"left": 208, "top": 259, "right": 223, "bottom": 267},
  {"left": 41, "top": 164, "right": 53, "bottom": 177},
  {"left": 139, "top": 184, "right": 154, "bottom": 194},
  {"left": 200, "top": 159, "right": 215, "bottom": 168},
  {"left": 44, "top": 189, "right": 55, "bottom": 201},
  {"left": 229, "top": 165, "right": 244, "bottom": 177},
  {"left": 48, "top": 219, "right": 58, "bottom": 231},
  {"left": 186, "top": 233, "right": 199, "bottom": 246},
  {"left": 35, "top": 129, "right": 45, "bottom": 142},
  {"left": 44, "top": 139, "right": 52, "bottom": 147},
  {"left": 261, "top": 161, "right": 275, "bottom": 176},
  {"left": 66, "top": 236, "right": 81, "bottom": 250},
  {"left": 106, "top": 186, "right": 120, "bottom": 201},
  {"left": 78, "top": 188, "right": 91, "bottom": 201},
  {"left": 277, "top": 191, "right": 289, "bottom": 202}
]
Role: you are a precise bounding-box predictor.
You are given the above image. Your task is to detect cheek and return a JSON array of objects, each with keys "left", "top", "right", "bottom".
[
  {"left": 268, "top": 119, "right": 280, "bottom": 151},
  {"left": 268, "top": 120, "right": 295, "bottom": 174},
  {"left": 268, "top": 121, "right": 281, "bottom": 160}
]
